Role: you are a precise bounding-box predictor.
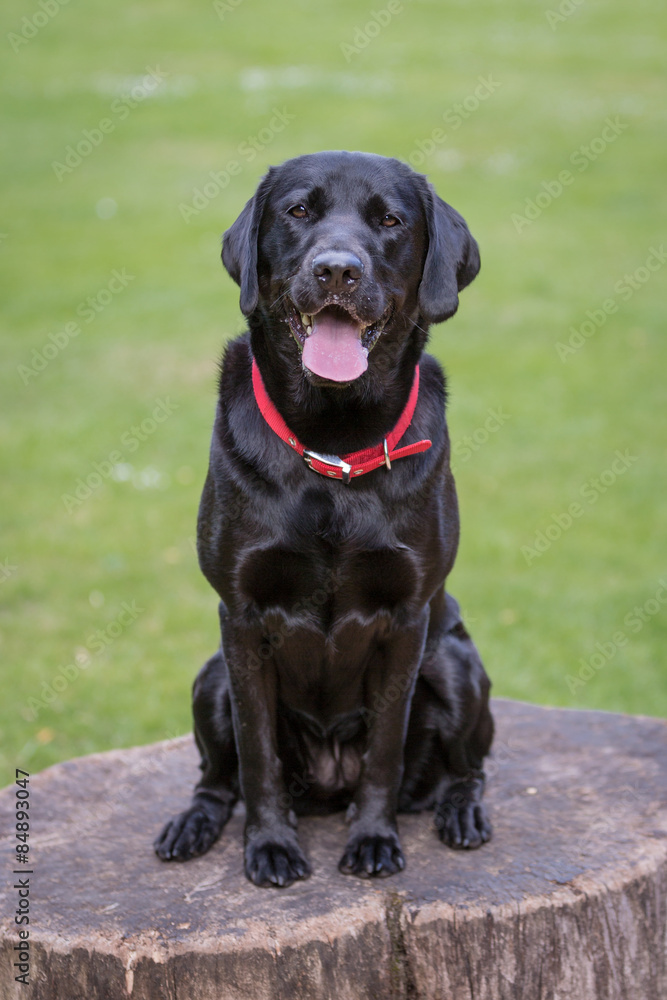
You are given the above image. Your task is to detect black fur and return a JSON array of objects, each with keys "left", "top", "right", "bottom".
[{"left": 155, "top": 151, "right": 493, "bottom": 887}]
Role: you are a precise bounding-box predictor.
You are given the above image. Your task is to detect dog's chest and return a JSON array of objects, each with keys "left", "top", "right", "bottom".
[
  {"left": 237, "top": 540, "right": 419, "bottom": 620},
  {"left": 236, "top": 483, "right": 418, "bottom": 615}
]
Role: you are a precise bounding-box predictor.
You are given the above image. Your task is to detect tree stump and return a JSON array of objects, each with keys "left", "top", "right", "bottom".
[{"left": 1, "top": 699, "right": 665, "bottom": 999}]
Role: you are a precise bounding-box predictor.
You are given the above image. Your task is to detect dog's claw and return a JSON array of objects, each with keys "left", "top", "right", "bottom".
[
  {"left": 339, "top": 833, "right": 405, "bottom": 878},
  {"left": 245, "top": 838, "right": 311, "bottom": 888},
  {"left": 154, "top": 802, "right": 228, "bottom": 862},
  {"left": 435, "top": 795, "right": 492, "bottom": 851}
]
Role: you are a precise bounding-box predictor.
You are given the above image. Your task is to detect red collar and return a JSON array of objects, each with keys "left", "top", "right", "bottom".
[{"left": 251, "top": 358, "right": 432, "bottom": 484}]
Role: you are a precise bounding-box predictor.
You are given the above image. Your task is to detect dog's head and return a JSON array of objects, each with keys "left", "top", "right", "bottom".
[{"left": 222, "top": 151, "right": 479, "bottom": 386}]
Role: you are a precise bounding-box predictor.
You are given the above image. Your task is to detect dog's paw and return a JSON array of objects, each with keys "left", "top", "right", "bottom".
[
  {"left": 154, "top": 801, "right": 229, "bottom": 861},
  {"left": 244, "top": 836, "right": 311, "bottom": 888},
  {"left": 339, "top": 831, "right": 405, "bottom": 878},
  {"left": 435, "top": 782, "right": 492, "bottom": 850}
]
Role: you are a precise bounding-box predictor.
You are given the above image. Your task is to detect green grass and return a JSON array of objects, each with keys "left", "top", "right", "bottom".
[{"left": 1, "top": 0, "right": 665, "bottom": 775}]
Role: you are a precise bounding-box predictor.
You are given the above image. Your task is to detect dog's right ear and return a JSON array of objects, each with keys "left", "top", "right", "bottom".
[{"left": 221, "top": 171, "right": 273, "bottom": 316}]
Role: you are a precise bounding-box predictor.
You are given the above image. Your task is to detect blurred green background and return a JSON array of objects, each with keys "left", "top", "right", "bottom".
[{"left": 1, "top": 0, "right": 665, "bottom": 776}]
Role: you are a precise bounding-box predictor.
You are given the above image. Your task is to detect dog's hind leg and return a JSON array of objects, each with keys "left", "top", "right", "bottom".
[
  {"left": 400, "top": 591, "right": 494, "bottom": 850},
  {"left": 154, "top": 646, "right": 239, "bottom": 861}
]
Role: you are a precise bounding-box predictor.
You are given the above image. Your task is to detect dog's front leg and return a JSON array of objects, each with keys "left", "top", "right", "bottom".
[
  {"left": 339, "top": 615, "right": 428, "bottom": 878},
  {"left": 222, "top": 618, "right": 311, "bottom": 888}
]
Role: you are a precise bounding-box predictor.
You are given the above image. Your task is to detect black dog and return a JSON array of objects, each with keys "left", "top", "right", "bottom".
[{"left": 155, "top": 151, "right": 494, "bottom": 887}]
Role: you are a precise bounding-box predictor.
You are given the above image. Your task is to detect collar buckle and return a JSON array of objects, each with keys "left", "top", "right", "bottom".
[{"left": 303, "top": 450, "right": 353, "bottom": 485}]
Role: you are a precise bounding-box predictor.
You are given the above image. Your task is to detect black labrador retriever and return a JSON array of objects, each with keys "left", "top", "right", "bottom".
[{"left": 155, "top": 151, "right": 494, "bottom": 887}]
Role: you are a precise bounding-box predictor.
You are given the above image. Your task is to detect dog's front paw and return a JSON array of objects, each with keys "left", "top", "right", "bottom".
[
  {"left": 154, "top": 799, "right": 230, "bottom": 861},
  {"left": 339, "top": 831, "right": 405, "bottom": 878},
  {"left": 435, "top": 779, "right": 492, "bottom": 850},
  {"left": 244, "top": 833, "right": 311, "bottom": 888}
]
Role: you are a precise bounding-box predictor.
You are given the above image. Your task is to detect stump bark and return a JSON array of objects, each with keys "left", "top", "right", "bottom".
[{"left": 1, "top": 699, "right": 665, "bottom": 1000}]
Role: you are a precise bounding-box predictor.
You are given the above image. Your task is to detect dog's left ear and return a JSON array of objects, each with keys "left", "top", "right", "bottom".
[
  {"left": 221, "top": 171, "right": 273, "bottom": 316},
  {"left": 418, "top": 183, "right": 480, "bottom": 324}
]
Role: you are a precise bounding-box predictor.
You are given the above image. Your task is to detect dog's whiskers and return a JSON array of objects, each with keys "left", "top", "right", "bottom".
[
  {"left": 269, "top": 272, "right": 301, "bottom": 312},
  {"left": 269, "top": 289, "right": 292, "bottom": 311},
  {"left": 398, "top": 309, "right": 429, "bottom": 337}
]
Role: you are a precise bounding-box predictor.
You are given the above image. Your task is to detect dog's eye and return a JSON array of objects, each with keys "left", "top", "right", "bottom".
[
  {"left": 288, "top": 204, "right": 308, "bottom": 219},
  {"left": 380, "top": 214, "right": 400, "bottom": 227}
]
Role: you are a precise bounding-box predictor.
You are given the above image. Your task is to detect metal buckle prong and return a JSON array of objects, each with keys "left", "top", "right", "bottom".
[
  {"left": 383, "top": 438, "right": 392, "bottom": 470},
  {"left": 303, "top": 449, "right": 352, "bottom": 485}
]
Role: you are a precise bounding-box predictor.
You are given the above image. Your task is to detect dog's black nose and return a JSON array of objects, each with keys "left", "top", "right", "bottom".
[{"left": 312, "top": 251, "right": 363, "bottom": 289}]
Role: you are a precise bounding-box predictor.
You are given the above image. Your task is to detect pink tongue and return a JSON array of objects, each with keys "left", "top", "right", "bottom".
[{"left": 302, "top": 309, "right": 368, "bottom": 382}]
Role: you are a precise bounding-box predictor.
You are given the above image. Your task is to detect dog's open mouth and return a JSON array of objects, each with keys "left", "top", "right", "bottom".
[{"left": 286, "top": 300, "right": 393, "bottom": 382}]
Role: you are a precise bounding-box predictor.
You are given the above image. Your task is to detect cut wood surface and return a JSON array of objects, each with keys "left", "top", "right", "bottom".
[{"left": 1, "top": 699, "right": 665, "bottom": 999}]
